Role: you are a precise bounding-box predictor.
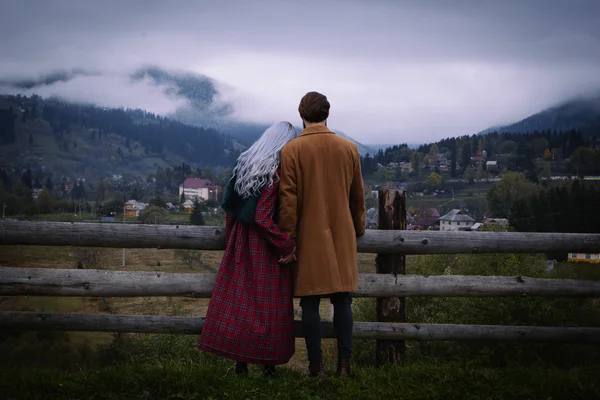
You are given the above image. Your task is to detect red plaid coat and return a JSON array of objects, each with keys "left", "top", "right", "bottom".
[{"left": 198, "top": 177, "right": 296, "bottom": 365}]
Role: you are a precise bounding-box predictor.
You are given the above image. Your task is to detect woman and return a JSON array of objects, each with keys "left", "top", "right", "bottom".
[{"left": 198, "top": 121, "right": 298, "bottom": 377}]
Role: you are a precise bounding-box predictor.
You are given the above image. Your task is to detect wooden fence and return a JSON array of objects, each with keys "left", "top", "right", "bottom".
[{"left": 2, "top": 194, "right": 600, "bottom": 365}]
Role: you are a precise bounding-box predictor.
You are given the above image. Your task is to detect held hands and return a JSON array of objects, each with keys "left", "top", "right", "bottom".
[{"left": 279, "top": 247, "right": 297, "bottom": 265}]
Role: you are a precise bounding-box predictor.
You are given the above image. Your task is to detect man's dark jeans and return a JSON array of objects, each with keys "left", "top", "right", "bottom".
[{"left": 300, "top": 292, "right": 353, "bottom": 364}]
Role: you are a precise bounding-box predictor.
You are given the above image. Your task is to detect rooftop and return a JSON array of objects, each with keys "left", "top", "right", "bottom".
[
  {"left": 440, "top": 209, "right": 475, "bottom": 223},
  {"left": 125, "top": 200, "right": 148, "bottom": 211},
  {"left": 181, "top": 178, "right": 212, "bottom": 189}
]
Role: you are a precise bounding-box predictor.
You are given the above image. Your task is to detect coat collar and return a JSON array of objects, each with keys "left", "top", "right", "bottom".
[{"left": 299, "top": 125, "right": 335, "bottom": 137}]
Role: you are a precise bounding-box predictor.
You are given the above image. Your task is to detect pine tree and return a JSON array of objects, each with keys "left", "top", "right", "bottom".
[
  {"left": 97, "top": 180, "right": 106, "bottom": 202},
  {"left": 21, "top": 166, "right": 32, "bottom": 189},
  {"left": 461, "top": 142, "right": 472, "bottom": 174},
  {"left": 450, "top": 142, "right": 458, "bottom": 178},
  {"left": 36, "top": 188, "right": 53, "bottom": 214},
  {"left": 190, "top": 198, "right": 205, "bottom": 225}
]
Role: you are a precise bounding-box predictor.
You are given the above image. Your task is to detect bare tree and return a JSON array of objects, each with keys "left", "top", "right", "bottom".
[
  {"left": 174, "top": 249, "right": 203, "bottom": 270},
  {"left": 173, "top": 249, "right": 217, "bottom": 272},
  {"left": 74, "top": 247, "right": 105, "bottom": 269}
]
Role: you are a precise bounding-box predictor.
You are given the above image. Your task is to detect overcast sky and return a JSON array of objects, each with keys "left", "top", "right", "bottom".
[{"left": 1, "top": 0, "right": 600, "bottom": 144}]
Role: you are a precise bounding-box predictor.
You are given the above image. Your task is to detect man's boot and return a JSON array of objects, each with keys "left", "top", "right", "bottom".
[
  {"left": 235, "top": 361, "right": 248, "bottom": 375},
  {"left": 337, "top": 359, "right": 351, "bottom": 377},
  {"left": 308, "top": 362, "right": 326, "bottom": 378}
]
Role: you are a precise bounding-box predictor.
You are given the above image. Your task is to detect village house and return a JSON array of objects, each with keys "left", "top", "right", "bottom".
[
  {"left": 413, "top": 208, "right": 441, "bottom": 230},
  {"left": 182, "top": 199, "right": 195, "bottom": 214},
  {"left": 486, "top": 160, "right": 499, "bottom": 172},
  {"left": 439, "top": 209, "right": 476, "bottom": 231},
  {"left": 435, "top": 154, "right": 451, "bottom": 172},
  {"left": 470, "top": 154, "right": 486, "bottom": 169},
  {"left": 124, "top": 200, "right": 148, "bottom": 217},
  {"left": 399, "top": 162, "right": 413, "bottom": 173},
  {"left": 31, "top": 188, "right": 42, "bottom": 201},
  {"left": 568, "top": 253, "right": 600, "bottom": 264},
  {"left": 179, "top": 178, "right": 221, "bottom": 202}
]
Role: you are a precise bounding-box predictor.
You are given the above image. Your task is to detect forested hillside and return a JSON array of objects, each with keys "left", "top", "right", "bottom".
[
  {"left": 362, "top": 129, "right": 600, "bottom": 182},
  {"left": 0, "top": 94, "right": 241, "bottom": 179}
]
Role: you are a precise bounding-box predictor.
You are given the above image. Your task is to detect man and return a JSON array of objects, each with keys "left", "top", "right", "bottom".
[{"left": 279, "top": 91, "right": 366, "bottom": 377}]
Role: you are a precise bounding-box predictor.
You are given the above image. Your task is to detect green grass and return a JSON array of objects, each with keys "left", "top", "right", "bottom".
[
  {"left": 1, "top": 358, "right": 599, "bottom": 400},
  {"left": 14, "top": 213, "right": 98, "bottom": 222},
  {"left": 2, "top": 328, "right": 600, "bottom": 399}
]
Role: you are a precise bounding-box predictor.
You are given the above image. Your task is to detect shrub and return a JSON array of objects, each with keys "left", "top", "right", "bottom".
[
  {"left": 403, "top": 253, "right": 600, "bottom": 367},
  {"left": 74, "top": 247, "right": 105, "bottom": 269},
  {"left": 174, "top": 249, "right": 203, "bottom": 270}
]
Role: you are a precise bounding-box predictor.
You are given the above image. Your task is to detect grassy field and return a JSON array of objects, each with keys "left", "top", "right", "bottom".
[
  {"left": 2, "top": 356, "right": 599, "bottom": 400},
  {"left": 1, "top": 245, "right": 600, "bottom": 399},
  {"left": 401, "top": 182, "right": 494, "bottom": 220}
]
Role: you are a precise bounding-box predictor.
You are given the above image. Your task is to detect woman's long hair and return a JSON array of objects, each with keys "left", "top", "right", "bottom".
[{"left": 232, "top": 121, "right": 298, "bottom": 198}]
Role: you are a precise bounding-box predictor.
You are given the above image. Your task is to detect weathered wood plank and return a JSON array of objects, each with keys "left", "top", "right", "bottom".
[
  {"left": 2, "top": 311, "right": 599, "bottom": 342},
  {"left": 2, "top": 220, "right": 600, "bottom": 254},
  {"left": 2, "top": 267, "right": 600, "bottom": 298},
  {"left": 376, "top": 187, "right": 406, "bottom": 364}
]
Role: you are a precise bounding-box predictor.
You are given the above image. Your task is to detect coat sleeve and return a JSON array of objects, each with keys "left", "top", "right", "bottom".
[
  {"left": 254, "top": 180, "right": 296, "bottom": 256},
  {"left": 350, "top": 145, "right": 366, "bottom": 236},
  {"left": 278, "top": 149, "right": 298, "bottom": 239}
]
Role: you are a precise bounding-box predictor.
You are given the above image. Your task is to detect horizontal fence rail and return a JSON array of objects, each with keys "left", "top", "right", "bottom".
[
  {"left": 2, "top": 220, "right": 600, "bottom": 348},
  {"left": 2, "top": 312, "right": 600, "bottom": 343},
  {"left": 2, "top": 267, "right": 600, "bottom": 298},
  {"left": 2, "top": 220, "right": 600, "bottom": 254}
]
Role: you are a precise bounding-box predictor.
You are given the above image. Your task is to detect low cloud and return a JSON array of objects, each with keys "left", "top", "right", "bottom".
[
  {"left": 3, "top": 73, "right": 190, "bottom": 116},
  {"left": 1, "top": 0, "right": 600, "bottom": 143}
]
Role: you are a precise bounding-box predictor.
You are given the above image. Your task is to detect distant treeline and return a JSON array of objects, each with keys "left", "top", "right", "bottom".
[
  {"left": 510, "top": 179, "right": 600, "bottom": 234},
  {"left": 362, "top": 130, "right": 599, "bottom": 179},
  {"left": 0, "top": 94, "right": 241, "bottom": 167}
]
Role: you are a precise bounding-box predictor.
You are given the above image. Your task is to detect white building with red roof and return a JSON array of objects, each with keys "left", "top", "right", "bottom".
[{"left": 179, "top": 178, "right": 221, "bottom": 202}]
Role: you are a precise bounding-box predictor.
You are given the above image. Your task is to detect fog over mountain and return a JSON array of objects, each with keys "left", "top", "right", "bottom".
[
  {"left": 478, "top": 92, "right": 600, "bottom": 137},
  {"left": 1, "top": 0, "right": 600, "bottom": 144},
  {"left": 0, "top": 66, "right": 375, "bottom": 153}
]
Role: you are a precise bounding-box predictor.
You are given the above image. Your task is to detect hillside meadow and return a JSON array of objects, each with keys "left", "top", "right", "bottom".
[{"left": 1, "top": 245, "right": 600, "bottom": 399}]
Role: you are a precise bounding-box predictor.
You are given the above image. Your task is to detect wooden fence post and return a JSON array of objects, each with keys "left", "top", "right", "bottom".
[{"left": 375, "top": 187, "right": 407, "bottom": 366}]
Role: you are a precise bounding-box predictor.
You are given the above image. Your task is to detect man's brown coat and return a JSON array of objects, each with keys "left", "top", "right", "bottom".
[{"left": 279, "top": 125, "right": 366, "bottom": 297}]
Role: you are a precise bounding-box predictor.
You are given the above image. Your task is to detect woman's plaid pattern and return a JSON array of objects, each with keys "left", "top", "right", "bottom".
[{"left": 198, "top": 176, "right": 296, "bottom": 365}]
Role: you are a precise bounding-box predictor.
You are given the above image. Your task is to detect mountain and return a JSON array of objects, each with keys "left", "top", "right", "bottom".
[
  {"left": 332, "top": 130, "right": 374, "bottom": 155},
  {"left": 0, "top": 66, "right": 375, "bottom": 155},
  {"left": 132, "top": 67, "right": 375, "bottom": 153},
  {"left": 478, "top": 94, "right": 600, "bottom": 136},
  {"left": 0, "top": 95, "right": 240, "bottom": 179},
  {"left": 0, "top": 69, "right": 98, "bottom": 89},
  {"left": 131, "top": 66, "right": 233, "bottom": 129}
]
